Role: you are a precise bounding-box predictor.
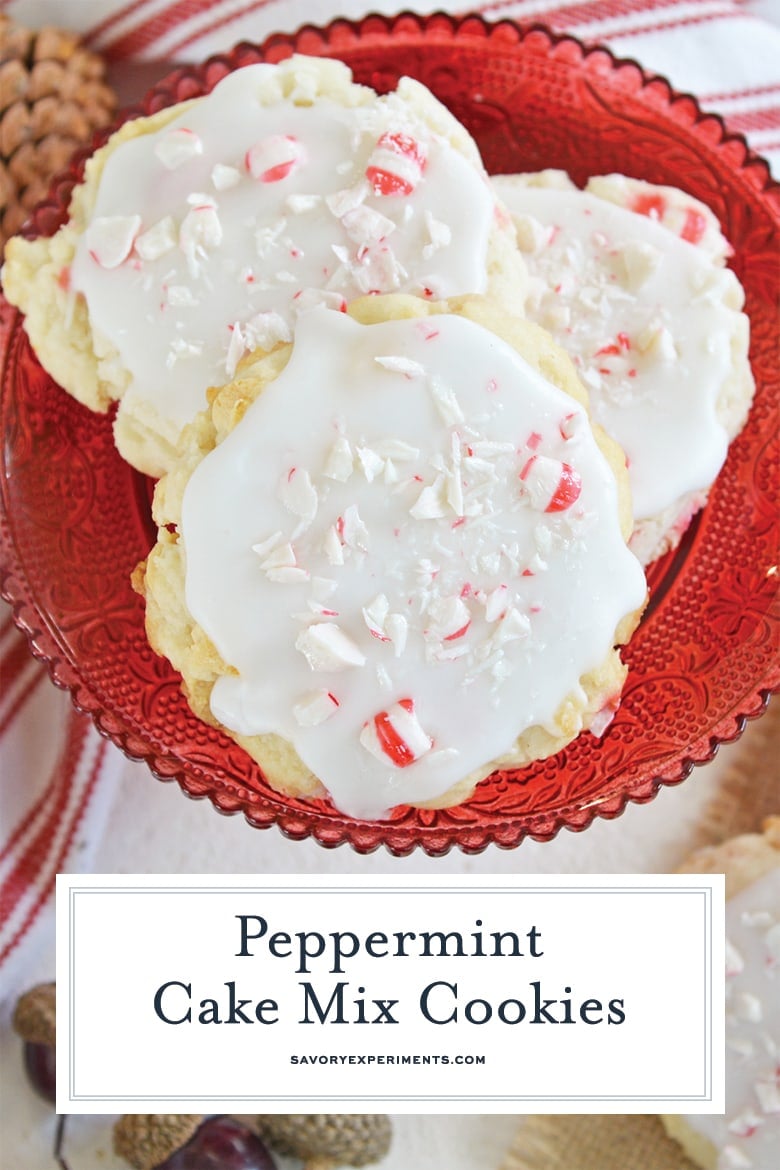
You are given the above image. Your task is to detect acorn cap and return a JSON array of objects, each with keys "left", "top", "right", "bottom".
[
  {"left": 12, "top": 981, "right": 56, "bottom": 1047},
  {"left": 113, "top": 1114, "right": 202, "bottom": 1170},
  {"left": 256, "top": 1114, "right": 392, "bottom": 1168}
]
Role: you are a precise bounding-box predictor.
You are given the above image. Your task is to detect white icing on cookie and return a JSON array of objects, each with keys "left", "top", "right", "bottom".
[
  {"left": 180, "top": 309, "right": 646, "bottom": 819},
  {"left": 70, "top": 64, "right": 496, "bottom": 458},
  {"left": 492, "top": 179, "right": 748, "bottom": 529},
  {"left": 686, "top": 868, "right": 780, "bottom": 1169}
]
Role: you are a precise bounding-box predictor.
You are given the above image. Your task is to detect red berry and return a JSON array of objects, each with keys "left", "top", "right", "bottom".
[
  {"left": 23, "top": 1041, "right": 57, "bottom": 1103},
  {"left": 157, "top": 1117, "right": 275, "bottom": 1170}
]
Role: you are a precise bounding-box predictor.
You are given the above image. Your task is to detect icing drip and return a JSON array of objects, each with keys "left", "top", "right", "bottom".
[
  {"left": 180, "top": 310, "right": 646, "bottom": 818},
  {"left": 70, "top": 64, "right": 494, "bottom": 447},
  {"left": 492, "top": 183, "right": 742, "bottom": 522},
  {"left": 685, "top": 869, "right": 780, "bottom": 1170}
]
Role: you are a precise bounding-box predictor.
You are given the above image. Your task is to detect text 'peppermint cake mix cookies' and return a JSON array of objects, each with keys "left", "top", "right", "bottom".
[
  {"left": 136, "top": 294, "right": 647, "bottom": 819},
  {"left": 1, "top": 55, "right": 527, "bottom": 477},
  {"left": 664, "top": 819, "right": 780, "bottom": 1170},
  {"left": 492, "top": 171, "right": 754, "bottom": 565}
]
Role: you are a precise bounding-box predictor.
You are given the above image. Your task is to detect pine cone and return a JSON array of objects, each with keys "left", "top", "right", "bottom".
[
  {"left": 256, "top": 1114, "right": 392, "bottom": 1168},
  {"left": 0, "top": 14, "right": 116, "bottom": 255}
]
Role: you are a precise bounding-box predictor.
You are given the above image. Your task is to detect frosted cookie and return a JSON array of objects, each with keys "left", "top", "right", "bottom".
[
  {"left": 663, "top": 818, "right": 780, "bottom": 1170},
  {"left": 136, "top": 293, "right": 647, "bottom": 820},
  {"left": 1, "top": 55, "right": 527, "bottom": 478},
  {"left": 492, "top": 170, "right": 754, "bottom": 565}
]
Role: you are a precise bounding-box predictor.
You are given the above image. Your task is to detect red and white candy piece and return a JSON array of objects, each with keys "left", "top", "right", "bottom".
[
  {"left": 257, "top": 540, "right": 309, "bottom": 584},
  {"left": 293, "top": 288, "right": 348, "bottom": 316},
  {"left": 362, "top": 595, "right": 409, "bottom": 656},
  {"left": 296, "top": 623, "right": 365, "bottom": 672},
  {"left": 277, "top": 467, "right": 318, "bottom": 521},
  {"left": 154, "top": 127, "right": 203, "bottom": 170},
  {"left": 362, "top": 594, "right": 391, "bottom": 642},
  {"left": 323, "top": 435, "right": 354, "bottom": 482},
  {"left": 727, "top": 1110, "right": 764, "bottom": 1139},
  {"left": 86, "top": 215, "right": 141, "bottom": 269},
  {"left": 179, "top": 201, "right": 223, "bottom": 275},
  {"left": 211, "top": 163, "right": 241, "bottom": 191},
  {"left": 519, "top": 453, "right": 582, "bottom": 513},
  {"left": 293, "top": 689, "right": 340, "bottom": 727},
  {"left": 246, "top": 135, "right": 305, "bottom": 183},
  {"left": 559, "top": 411, "right": 585, "bottom": 441},
  {"left": 340, "top": 504, "right": 370, "bottom": 552},
  {"left": 360, "top": 699, "right": 432, "bottom": 768},
  {"left": 135, "top": 216, "right": 176, "bottom": 262},
  {"left": 725, "top": 940, "right": 744, "bottom": 977},
  {"left": 365, "top": 132, "right": 427, "bottom": 197},
  {"left": 630, "top": 190, "right": 708, "bottom": 246},
  {"left": 483, "top": 584, "right": 508, "bottom": 623},
  {"left": 426, "top": 596, "right": 471, "bottom": 642},
  {"left": 341, "top": 203, "right": 395, "bottom": 244}
]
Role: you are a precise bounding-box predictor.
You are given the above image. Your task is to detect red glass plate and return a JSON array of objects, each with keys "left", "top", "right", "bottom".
[{"left": 1, "top": 13, "right": 778, "bottom": 856}]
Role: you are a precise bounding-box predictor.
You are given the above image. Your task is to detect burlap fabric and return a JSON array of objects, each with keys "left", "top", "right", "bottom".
[{"left": 501, "top": 700, "right": 779, "bottom": 1170}]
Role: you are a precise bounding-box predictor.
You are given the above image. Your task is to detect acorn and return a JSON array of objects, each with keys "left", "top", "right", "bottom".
[
  {"left": 256, "top": 1114, "right": 392, "bottom": 1169},
  {"left": 0, "top": 13, "right": 116, "bottom": 254},
  {"left": 12, "top": 981, "right": 57, "bottom": 1102},
  {"left": 113, "top": 1114, "right": 276, "bottom": 1170}
]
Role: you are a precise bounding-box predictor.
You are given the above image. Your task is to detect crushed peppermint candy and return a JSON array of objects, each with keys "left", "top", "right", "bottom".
[
  {"left": 135, "top": 217, "right": 177, "bottom": 262},
  {"left": 293, "top": 690, "right": 340, "bottom": 726},
  {"left": 87, "top": 215, "right": 142, "bottom": 269},
  {"left": 340, "top": 504, "right": 370, "bottom": 551},
  {"left": 246, "top": 134, "right": 305, "bottom": 183},
  {"left": 423, "top": 210, "right": 452, "bottom": 259},
  {"left": 341, "top": 203, "right": 396, "bottom": 244},
  {"left": 491, "top": 177, "right": 744, "bottom": 535},
  {"left": 211, "top": 162, "right": 241, "bottom": 190},
  {"left": 258, "top": 541, "right": 309, "bottom": 584},
  {"left": 179, "top": 201, "right": 223, "bottom": 276},
  {"left": 360, "top": 699, "right": 432, "bottom": 767},
  {"left": 375, "top": 354, "right": 426, "bottom": 377},
  {"left": 296, "top": 623, "right": 366, "bottom": 672},
  {"left": 726, "top": 939, "right": 745, "bottom": 977},
  {"left": 362, "top": 594, "right": 391, "bottom": 641},
  {"left": 278, "top": 467, "right": 318, "bottom": 522},
  {"left": 365, "top": 132, "right": 427, "bottom": 197},
  {"left": 426, "top": 595, "right": 471, "bottom": 643},
  {"left": 728, "top": 1110, "right": 764, "bottom": 1139},
  {"left": 519, "top": 453, "right": 583, "bottom": 513},
  {"left": 154, "top": 127, "right": 203, "bottom": 170}
]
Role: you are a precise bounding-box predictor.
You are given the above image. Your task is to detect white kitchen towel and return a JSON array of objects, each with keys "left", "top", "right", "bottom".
[{"left": 1, "top": 0, "right": 778, "bottom": 985}]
